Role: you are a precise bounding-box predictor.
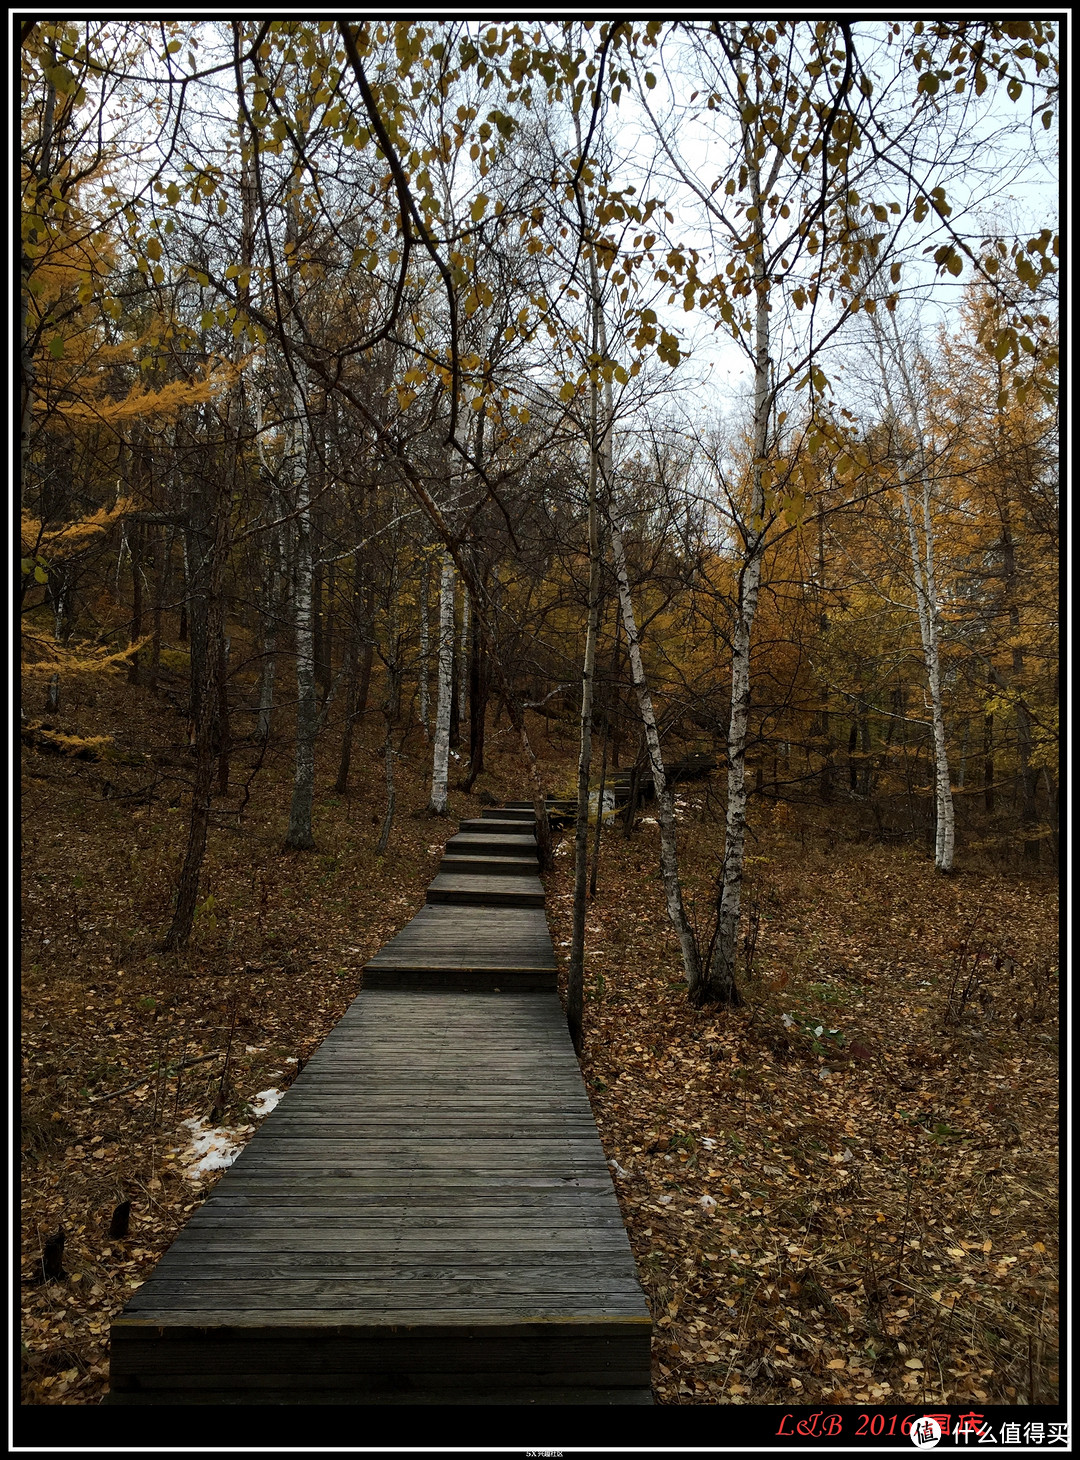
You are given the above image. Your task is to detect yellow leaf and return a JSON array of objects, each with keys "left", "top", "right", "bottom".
[
  {"left": 904, "top": 1359, "right": 924, "bottom": 1370},
  {"left": 470, "top": 193, "right": 489, "bottom": 223},
  {"left": 827, "top": 1358, "right": 847, "bottom": 1370}
]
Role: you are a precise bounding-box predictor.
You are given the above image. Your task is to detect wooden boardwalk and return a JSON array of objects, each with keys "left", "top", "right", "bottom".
[{"left": 109, "top": 806, "right": 652, "bottom": 1404}]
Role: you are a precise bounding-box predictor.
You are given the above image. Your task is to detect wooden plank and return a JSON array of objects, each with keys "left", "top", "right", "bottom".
[
  {"left": 425, "top": 872, "right": 545, "bottom": 907},
  {"left": 443, "top": 832, "right": 537, "bottom": 855},
  {"left": 456, "top": 818, "right": 536, "bottom": 835},
  {"left": 110, "top": 808, "right": 651, "bottom": 1405},
  {"left": 437, "top": 852, "right": 540, "bottom": 870},
  {"left": 363, "top": 905, "right": 556, "bottom": 982}
]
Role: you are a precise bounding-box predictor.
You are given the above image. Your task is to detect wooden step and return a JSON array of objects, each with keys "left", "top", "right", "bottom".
[
  {"left": 480, "top": 807, "right": 536, "bottom": 822},
  {"left": 440, "top": 856, "right": 539, "bottom": 877},
  {"left": 426, "top": 873, "right": 545, "bottom": 908},
  {"left": 445, "top": 832, "right": 537, "bottom": 857},
  {"left": 458, "top": 818, "right": 535, "bottom": 836},
  {"left": 362, "top": 904, "right": 556, "bottom": 991}
]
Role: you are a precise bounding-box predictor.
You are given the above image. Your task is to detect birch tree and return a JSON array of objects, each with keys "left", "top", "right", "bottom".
[
  {"left": 279, "top": 176, "right": 318, "bottom": 851},
  {"left": 865, "top": 314, "right": 957, "bottom": 870},
  {"left": 282, "top": 369, "right": 318, "bottom": 850},
  {"left": 566, "top": 264, "right": 605, "bottom": 1053},
  {"left": 428, "top": 551, "right": 456, "bottom": 815}
]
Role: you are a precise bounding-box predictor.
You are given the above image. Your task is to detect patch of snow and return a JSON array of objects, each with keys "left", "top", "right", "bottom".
[
  {"left": 699, "top": 1194, "right": 717, "bottom": 1213},
  {"left": 174, "top": 1116, "right": 253, "bottom": 1181},
  {"left": 250, "top": 1087, "right": 284, "bottom": 1118},
  {"left": 607, "top": 1158, "right": 631, "bottom": 1179},
  {"left": 244, "top": 1045, "right": 266, "bottom": 1055},
  {"left": 657, "top": 1194, "right": 673, "bottom": 1205}
]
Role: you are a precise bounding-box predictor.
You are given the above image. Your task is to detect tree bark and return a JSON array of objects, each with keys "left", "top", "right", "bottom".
[
  {"left": 589, "top": 707, "right": 610, "bottom": 899},
  {"left": 429, "top": 552, "right": 455, "bottom": 814},
  {"left": 463, "top": 590, "right": 488, "bottom": 792},
  {"left": 983, "top": 702, "right": 995, "bottom": 813},
  {"left": 706, "top": 137, "right": 771, "bottom": 1004},
  {"left": 610, "top": 517, "right": 703, "bottom": 993},
  {"left": 284, "top": 383, "right": 318, "bottom": 851},
  {"left": 868, "top": 313, "right": 955, "bottom": 872},
  {"left": 334, "top": 551, "right": 365, "bottom": 795},
  {"left": 256, "top": 488, "right": 281, "bottom": 742},
  {"left": 418, "top": 554, "right": 431, "bottom": 740},
  {"left": 568, "top": 286, "right": 604, "bottom": 1055},
  {"left": 163, "top": 487, "right": 227, "bottom": 950}
]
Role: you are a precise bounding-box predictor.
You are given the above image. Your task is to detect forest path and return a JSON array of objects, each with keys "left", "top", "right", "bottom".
[{"left": 108, "top": 806, "right": 653, "bottom": 1404}]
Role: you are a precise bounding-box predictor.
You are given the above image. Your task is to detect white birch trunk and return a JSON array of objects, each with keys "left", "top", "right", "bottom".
[
  {"left": 587, "top": 270, "right": 702, "bottom": 1000},
  {"left": 610, "top": 517, "right": 702, "bottom": 990},
  {"left": 284, "top": 387, "right": 317, "bottom": 850},
  {"left": 429, "top": 551, "right": 455, "bottom": 814},
  {"left": 568, "top": 278, "right": 604, "bottom": 1053},
  {"left": 458, "top": 584, "right": 470, "bottom": 737},
  {"left": 256, "top": 483, "right": 280, "bottom": 742},
  {"left": 707, "top": 146, "right": 771, "bottom": 1004},
  {"left": 418, "top": 556, "right": 430, "bottom": 740},
  {"left": 899, "top": 469, "right": 955, "bottom": 871},
  {"left": 871, "top": 321, "right": 955, "bottom": 872}
]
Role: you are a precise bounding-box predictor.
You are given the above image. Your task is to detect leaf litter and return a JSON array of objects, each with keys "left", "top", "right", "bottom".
[
  {"left": 547, "top": 796, "right": 1059, "bottom": 1407},
  {"left": 21, "top": 677, "right": 1059, "bottom": 1406}
]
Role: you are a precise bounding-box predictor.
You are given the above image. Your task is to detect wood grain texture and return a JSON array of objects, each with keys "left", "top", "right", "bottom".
[
  {"left": 425, "top": 872, "right": 546, "bottom": 907},
  {"left": 439, "top": 855, "right": 539, "bottom": 877},
  {"left": 109, "top": 810, "right": 651, "bottom": 1405}
]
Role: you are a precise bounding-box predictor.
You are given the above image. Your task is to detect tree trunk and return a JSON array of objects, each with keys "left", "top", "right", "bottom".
[
  {"left": 128, "top": 515, "right": 143, "bottom": 683},
  {"left": 149, "top": 522, "right": 163, "bottom": 692},
  {"left": 163, "top": 489, "right": 227, "bottom": 950},
  {"left": 983, "top": 704, "right": 995, "bottom": 813},
  {"left": 568, "top": 288, "right": 604, "bottom": 1055},
  {"left": 376, "top": 720, "right": 396, "bottom": 855},
  {"left": 999, "top": 504, "right": 1039, "bottom": 861},
  {"left": 376, "top": 577, "right": 399, "bottom": 854},
  {"left": 610, "top": 517, "right": 703, "bottom": 994},
  {"left": 900, "top": 460, "right": 954, "bottom": 872},
  {"left": 706, "top": 148, "right": 771, "bottom": 1004},
  {"left": 454, "top": 584, "right": 470, "bottom": 756},
  {"left": 21, "top": 75, "right": 56, "bottom": 505},
  {"left": 284, "top": 387, "right": 317, "bottom": 851},
  {"left": 869, "top": 311, "right": 955, "bottom": 872},
  {"left": 590, "top": 708, "right": 610, "bottom": 899},
  {"left": 429, "top": 552, "right": 455, "bottom": 814},
  {"left": 256, "top": 493, "right": 281, "bottom": 742},
  {"left": 463, "top": 592, "right": 488, "bottom": 792},
  {"left": 418, "top": 554, "right": 431, "bottom": 740},
  {"left": 334, "top": 552, "right": 365, "bottom": 795}
]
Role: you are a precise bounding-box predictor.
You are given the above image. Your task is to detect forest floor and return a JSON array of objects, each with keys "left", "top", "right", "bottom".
[{"left": 20, "top": 672, "right": 1059, "bottom": 1408}]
